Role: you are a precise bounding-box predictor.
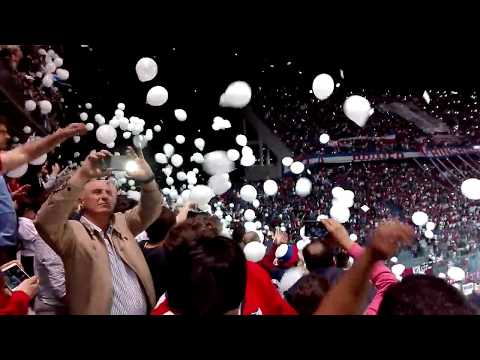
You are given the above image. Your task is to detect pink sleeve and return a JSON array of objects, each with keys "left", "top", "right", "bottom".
[{"left": 348, "top": 243, "right": 397, "bottom": 315}]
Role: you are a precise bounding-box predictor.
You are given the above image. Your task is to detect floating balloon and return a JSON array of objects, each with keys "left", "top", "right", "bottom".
[
  {"left": 424, "top": 230, "right": 434, "bottom": 239},
  {"left": 447, "top": 266, "right": 465, "bottom": 282},
  {"left": 312, "top": 73, "right": 335, "bottom": 100},
  {"left": 25, "top": 100, "right": 36, "bottom": 111},
  {"left": 146, "top": 86, "right": 168, "bottom": 106},
  {"left": 219, "top": 81, "right": 252, "bottom": 108},
  {"left": 461, "top": 178, "right": 480, "bottom": 200},
  {"left": 332, "top": 186, "right": 345, "bottom": 199},
  {"left": 263, "top": 180, "right": 278, "bottom": 196},
  {"left": 85, "top": 102, "right": 92, "bottom": 109},
  {"left": 241, "top": 146, "right": 253, "bottom": 157},
  {"left": 117, "top": 103, "right": 126, "bottom": 110},
  {"left": 85, "top": 122, "right": 94, "bottom": 131},
  {"left": 163, "top": 143, "right": 175, "bottom": 158},
  {"left": 171, "top": 154, "right": 184, "bottom": 168},
  {"left": 390, "top": 257, "right": 398, "bottom": 263},
  {"left": 163, "top": 166, "right": 173, "bottom": 177},
  {"left": 194, "top": 138, "right": 205, "bottom": 151},
  {"left": 145, "top": 129, "right": 153, "bottom": 141},
  {"left": 391, "top": 264, "right": 405, "bottom": 276},
  {"left": 240, "top": 154, "right": 256, "bottom": 167},
  {"left": 295, "top": 177, "right": 312, "bottom": 197},
  {"left": 175, "top": 135, "right": 186, "bottom": 144},
  {"left": 107, "top": 142, "right": 115, "bottom": 149},
  {"left": 208, "top": 174, "right": 232, "bottom": 195},
  {"left": 73, "top": 136, "right": 81, "bottom": 143},
  {"left": 55, "top": 68, "right": 69, "bottom": 81},
  {"left": 243, "top": 242, "right": 266, "bottom": 263},
  {"left": 39, "top": 100, "right": 52, "bottom": 114},
  {"left": 176, "top": 172, "right": 187, "bottom": 182},
  {"left": 94, "top": 114, "right": 105, "bottom": 124},
  {"left": 166, "top": 177, "right": 174, "bottom": 186},
  {"left": 123, "top": 132, "right": 132, "bottom": 139},
  {"left": 174, "top": 109, "right": 187, "bottom": 122},
  {"left": 319, "top": 133, "right": 330, "bottom": 144},
  {"left": 426, "top": 222, "right": 436, "bottom": 231},
  {"left": 349, "top": 234, "right": 358, "bottom": 242},
  {"left": 23, "top": 126, "right": 32, "bottom": 134},
  {"left": 227, "top": 149, "right": 240, "bottom": 161},
  {"left": 282, "top": 157, "right": 294, "bottom": 167},
  {"left": 29, "top": 153, "right": 47, "bottom": 166},
  {"left": 329, "top": 206, "right": 350, "bottom": 223},
  {"left": 343, "top": 95, "right": 372, "bottom": 127},
  {"left": 135, "top": 57, "right": 158, "bottom": 82},
  {"left": 244, "top": 221, "right": 257, "bottom": 232},
  {"left": 290, "top": 161, "right": 305, "bottom": 175},
  {"left": 240, "top": 185, "right": 257, "bottom": 203},
  {"left": 189, "top": 185, "right": 215, "bottom": 206},
  {"left": 253, "top": 199, "right": 260, "bottom": 208},
  {"left": 203, "top": 151, "right": 234, "bottom": 175},
  {"left": 6, "top": 163, "right": 28, "bottom": 178},
  {"left": 153, "top": 125, "right": 161, "bottom": 132},
  {"left": 191, "top": 152, "right": 205, "bottom": 164},
  {"left": 412, "top": 211, "right": 429, "bottom": 226},
  {"left": 96, "top": 124, "right": 117, "bottom": 145},
  {"left": 244, "top": 209, "right": 256, "bottom": 222},
  {"left": 235, "top": 134, "right": 248, "bottom": 147},
  {"left": 45, "top": 62, "right": 56, "bottom": 74},
  {"left": 42, "top": 74, "right": 54, "bottom": 87},
  {"left": 279, "top": 267, "right": 305, "bottom": 294}
]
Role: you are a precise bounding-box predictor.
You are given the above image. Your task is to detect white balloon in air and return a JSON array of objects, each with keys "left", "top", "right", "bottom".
[
  {"left": 175, "top": 135, "right": 186, "bottom": 144},
  {"left": 244, "top": 209, "right": 256, "bottom": 222},
  {"left": 312, "top": 73, "right": 335, "bottom": 100},
  {"left": 203, "top": 151, "right": 234, "bottom": 176},
  {"left": 253, "top": 199, "right": 260, "bottom": 208},
  {"left": 73, "top": 136, "right": 81, "bottom": 143},
  {"left": 80, "top": 112, "right": 88, "bottom": 121},
  {"left": 189, "top": 185, "right": 215, "bottom": 206},
  {"left": 166, "top": 177, "right": 174, "bottom": 186},
  {"left": 235, "top": 135, "right": 248, "bottom": 147},
  {"left": 171, "top": 154, "right": 184, "bottom": 168},
  {"left": 117, "top": 103, "right": 125, "bottom": 110},
  {"left": 244, "top": 242, "right": 266, "bottom": 263},
  {"left": 349, "top": 234, "right": 358, "bottom": 242},
  {"left": 391, "top": 264, "right": 405, "bottom": 276},
  {"left": 240, "top": 154, "right": 256, "bottom": 167},
  {"left": 319, "top": 133, "right": 330, "bottom": 144},
  {"left": 194, "top": 138, "right": 205, "bottom": 151},
  {"left": 146, "top": 86, "right": 168, "bottom": 106},
  {"left": 174, "top": 109, "right": 187, "bottom": 122},
  {"left": 461, "top": 178, "right": 480, "bottom": 200},
  {"left": 220, "top": 81, "right": 252, "bottom": 108},
  {"left": 290, "top": 161, "right": 305, "bottom": 175},
  {"left": 85, "top": 102, "right": 92, "bottom": 109},
  {"left": 107, "top": 142, "right": 115, "bottom": 149},
  {"left": 227, "top": 149, "right": 240, "bottom": 161},
  {"left": 263, "top": 180, "right": 278, "bottom": 196},
  {"left": 96, "top": 124, "right": 117, "bottom": 145},
  {"left": 331, "top": 187, "right": 345, "bottom": 199},
  {"left": 39, "top": 100, "right": 52, "bottom": 114},
  {"left": 426, "top": 222, "right": 436, "bottom": 231},
  {"left": 208, "top": 174, "right": 232, "bottom": 195},
  {"left": 447, "top": 266, "right": 465, "bottom": 282},
  {"left": 25, "top": 100, "right": 36, "bottom": 111},
  {"left": 240, "top": 185, "right": 257, "bottom": 203},
  {"left": 177, "top": 172, "right": 187, "bottom": 181},
  {"left": 424, "top": 230, "right": 434, "bottom": 239},
  {"left": 295, "top": 177, "right": 312, "bottom": 197},
  {"left": 153, "top": 125, "right": 161, "bottom": 132},
  {"left": 85, "top": 123, "right": 94, "bottom": 131},
  {"left": 135, "top": 57, "right": 158, "bottom": 82},
  {"left": 343, "top": 95, "right": 372, "bottom": 127},
  {"left": 244, "top": 221, "right": 257, "bottom": 232},
  {"left": 55, "top": 68, "right": 69, "bottom": 81},
  {"left": 412, "top": 211, "right": 429, "bottom": 226},
  {"left": 23, "top": 126, "right": 32, "bottom": 134},
  {"left": 329, "top": 206, "right": 350, "bottom": 223},
  {"left": 282, "top": 157, "right": 294, "bottom": 167},
  {"left": 191, "top": 152, "right": 205, "bottom": 164},
  {"left": 163, "top": 144, "right": 175, "bottom": 158},
  {"left": 123, "top": 132, "right": 132, "bottom": 139},
  {"left": 154, "top": 153, "right": 167, "bottom": 164}
]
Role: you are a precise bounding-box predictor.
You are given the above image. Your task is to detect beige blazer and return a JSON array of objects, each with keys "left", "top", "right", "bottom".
[{"left": 34, "top": 179, "right": 163, "bottom": 315}]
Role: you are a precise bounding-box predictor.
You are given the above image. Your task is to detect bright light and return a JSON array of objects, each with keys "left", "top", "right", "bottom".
[{"left": 125, "top": 160, "right": 139, "bottom": 173}]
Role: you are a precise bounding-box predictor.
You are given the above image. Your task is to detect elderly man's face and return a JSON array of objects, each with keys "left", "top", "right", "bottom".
[
  {"left": 0, "top": 123, "right": 11, "bottom": 150},
  {"left": 80, "top": 180, "right": 117, "bottom": 216}
]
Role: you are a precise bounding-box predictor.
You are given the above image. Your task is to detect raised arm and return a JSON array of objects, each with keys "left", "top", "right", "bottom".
[
  {"left": 315, "top": 220, "right": 414, "bottom": 315},
  {"left": 1, "top": 123, "right": 86, "bottom": 173}
]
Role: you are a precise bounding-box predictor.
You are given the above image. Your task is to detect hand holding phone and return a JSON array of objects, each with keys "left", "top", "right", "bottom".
[
  {"left": 303, "top": 220, "right": 329, "bottom": 239},
  {"left": 1, "top": 261, "right": 31, "bottom": 291}
]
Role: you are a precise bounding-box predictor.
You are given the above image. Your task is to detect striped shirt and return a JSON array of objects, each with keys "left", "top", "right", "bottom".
[{"left": 80, "top": 216, "right": 147, "bottom": 315}]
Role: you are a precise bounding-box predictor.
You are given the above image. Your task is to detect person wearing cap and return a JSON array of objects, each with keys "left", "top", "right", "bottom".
[{"left": 259, "top": 228, "right": 299, "bottom": 281}]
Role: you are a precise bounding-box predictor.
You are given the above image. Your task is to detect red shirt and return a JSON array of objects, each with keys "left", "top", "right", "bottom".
[
  {"left": 151, "top": 261, "right": 296, "bottom": 315},
  {"left": 0, "top": 290, "right": 30, "bottom": 316}
]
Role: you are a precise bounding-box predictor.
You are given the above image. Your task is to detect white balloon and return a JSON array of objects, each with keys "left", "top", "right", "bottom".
[
  {"left": 244, "top": 209, "right": 256, "bottom": 222},
  {"left": 390, "top": 257, "right": 398, "bottom": 263},
  {"left": 243, "top": 242, "right": 266, "bottom": 263},
  {"left": 109, "top": 118, "right": 120, "bottom": 129},
  {"left": 114, "top": 109, "right": 124, "bottom": 118},
  {"left": 29, "top": 153, "right": 47, "bottom": 166},
  {"left": 220, "top": 81, "right": 252, "bottom": 108},
  {"left": 332, "top": 196, "right": 354, "bottom": 209},
  {"left": 6, "top": 163, "right": 28, "bottom": 178},
  {"left": 128, "top": 179, "right": 135, "bottom": 186},
  {"left": 319, "top": 133, "right": 330, "bottom": 144},
  {"left": 85, "top": 102, "right": 92, "bottom": 109},
  {"left": 282, "top": 157, "right": 294, "bottom": 167},
  {"left": 73, "top": 136, "right": 81, "bottom": 143},
  {"left": 107, "top": 142, "right": 115, "bottom": 149},
  {"left": 45, "top": 62, "right": 56, "bottom": 74},
  {"left": 426, "top": 222, "right": 436, "bottom": 231},
  {"left": 191, "top": 152, "right": 205, "bottom": 164},
  {"left": 123, "top": 132, "right": 132, "bottom": 139},
  {"left": 438, "top": 273, "right": 446, "bottom": 279},
  {"left": 117, "top": 103, "right": 125, "bottom": 111},
  {"left": 194, "top": 138, "right": 205, "bottom": 151},
  {"left": 329, "top": 206, "right": 350, "bottom": 223},
  {"left": 461, "top": 178, "right": 480, "bottom": 200},
  {"left": 25, "top": 100, "right": 36, "bottom": 111},
  {"left": 166, "top": 177, "right": 174, "bottom": 186},
  {"left": 312, "top": 73, "right": 335, "bottom": 100},
  {"left": 94, "top": 114, "right": 105, "bottom": 124},
  {"left": 343, "top": 95, "right": 372, "bottom": 127},
  {"left": 424, "top": 230, "right": 434, "bottom": 239},
  {"left": 227, "top": 149, "right": 240, "bottom": 161},
  {"left": 163, "top": 143, "right": 175, "bottom": 157},
  {"left": 391, "top": 264, "right": 405, "bottom": 276},
  {"left": 153, "top": 125, "right": 161, "bottom": 132},
  {"left": 290, "top": 161, "right": 305, "bottom": 175},
  {"left": 175, "top": 135, "right": 186, "bottom": 144},
  {"left": 55, "top": 68, "right": 69, "bottom": 81},
  {"left": 203, "top": 151, "right": 234, "bottom": 176},
  {"left": 240, "top": 185, "right": 257, "bottom": 203},
  {"left": 181, "top": 189, "right": 191, "bottom": 201},
  {"left": 54, "top": 57, "right": 63, "bottom": 67},
  {"left": 145, "top": 129, "right": 153, "bottom": 141},
  {"left": 240, "top": 154, "right": 256, "bottom": 167},
  {"left": 189, "top": 185, "right": 215, "bottom": 206},
  {"left": 412, "top": 211, "right": 429, "bottom": 226},
  {"left": 73, "top": 152, "right": 80, "bottom": 158},
  {"left": 241, "top": 146, "right": 253, "bottom": 156},
  {"left": 174, "top": 109, "right": 187, "bottom": 122},
  {"left": 349, "top": 234, "right": 358, "bottom": 242},
  {"left": 96, "top": 124, "right": 117, "bottom": 145},
  {"left": 263, "top": 180, "right": 278, "bottom": 196},
  {"left": 235, "top": 134, "right": 248, "bottom": 147},
  {"left": 135, "top": 57, "right": 158, "bottom": 82},
  {"left": 279, "top": 267, "right": 305, "bottom": 294},
  {"left": 163, "top": 166, "right": 173, "bottom": 177},
  {"left": 252, "top": 199, "right": 260, "bottom": 208},
  {"left": 23, "top": 126, "right": 32, "bottom": 134},
  {"left": 295, "top": 177, "right": 312, "bottom": 197},
  {"left": 317, "top": 214, "right": 329, "bottom": 220},
  {"left": 171, "top": 154, "right": 184, "bottom": 168},
  {"left": 244, "top": 221, "right": 257, "bottom": 232},
  {"left": 208, "top": 174, "right": 232, "bottom": 195},
  {"left": 39, "top": 100, "right": 52, "bottom": 114},
  {"left": 447, "top": 266, "right": 465, "bottom": 282},
  {"left": 146, "top": 86, "right": 168, "bottom": 106},
  {"left": 331, "top": 186, "right": 345, "bottom": 199}
]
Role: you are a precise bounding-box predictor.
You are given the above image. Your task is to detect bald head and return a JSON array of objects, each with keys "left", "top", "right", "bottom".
[
  {"left": 80, "top": 179, "right": 118, "bottom": 217},
  {"left": 302, "top": 241, "right": 335, "bottom": 272},
  {"left": 243, "top": 231, "right": 260, "bottom": 245}
]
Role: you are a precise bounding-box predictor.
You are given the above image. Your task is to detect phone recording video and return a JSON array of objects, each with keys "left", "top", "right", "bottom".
[
  {"left": 303, "top": 220, "right": 329, "bottom": 239},
  {"left": 1, "top": 263, "right": 30, "bottom": 291}
]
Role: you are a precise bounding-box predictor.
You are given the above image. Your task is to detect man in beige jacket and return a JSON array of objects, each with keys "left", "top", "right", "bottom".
[{"left": 35, "top": 147, "right": 163, "bottom": 315}]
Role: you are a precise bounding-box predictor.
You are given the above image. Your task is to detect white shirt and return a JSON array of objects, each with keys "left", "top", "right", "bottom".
[{"left": 18, "top": 217, "right": 39, "bottom": 257}]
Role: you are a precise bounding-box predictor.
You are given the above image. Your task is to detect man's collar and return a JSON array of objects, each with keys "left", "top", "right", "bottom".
[{"left": 80, "top": 215, "right": 114, "bottom": 237}]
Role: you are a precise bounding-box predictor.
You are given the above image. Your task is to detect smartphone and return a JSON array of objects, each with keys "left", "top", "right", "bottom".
[
  {"left": 303, "top": 220, "right": 329, "bottom": 239},
  {"left": 188, "top": 210, "right": 208, "bottom": 218},
  {"left": 1, "top": 263, "right": 30, "bottom": 291},
  {"left": 102, "top": 156, "right": 132, "bottom": 171}
]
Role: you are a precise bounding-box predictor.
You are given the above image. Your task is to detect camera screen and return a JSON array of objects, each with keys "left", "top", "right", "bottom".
[
  {"left": 2, "top": 265, "right": 29, "bottom": 290},
  {"left": 304, "top": 221, "right": 329, "bottom": 239}
]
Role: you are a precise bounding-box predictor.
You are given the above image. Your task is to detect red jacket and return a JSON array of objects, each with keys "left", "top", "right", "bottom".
[
  {"left": 151, "top": 261, "right": 296, "bottom": 315},
  {"left": 259, "top": 243, "right": 299, "bottom": 272},
  {"left": 0, "top": 290, "right": 30, "bottom": 315}
]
